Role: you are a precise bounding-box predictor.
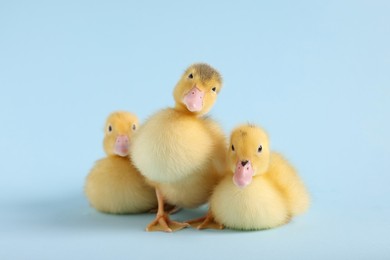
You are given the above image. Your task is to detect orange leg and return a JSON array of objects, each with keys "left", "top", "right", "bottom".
[
  {"left": 146, "top": 188, "right": 189, "bottom": 232},
  {"left": 148, "top": 204, "right": 181, "bottom": 215},
  {"left": 187, "top": 211, "right": 224, "bottom": 230},
  {"left": 166, "top": 205, "right": 182, "bottom": 215}
]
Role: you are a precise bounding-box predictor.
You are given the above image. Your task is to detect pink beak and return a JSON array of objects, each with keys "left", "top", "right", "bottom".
[
  {"left": 232, "top": 160, "right": 254, "bottom": 188},
  {"left": 183, "top": 86, "right": 204, "bottom": 112},
  {"left": 114, "top": 135, "right": 129, "bottom": 156}
]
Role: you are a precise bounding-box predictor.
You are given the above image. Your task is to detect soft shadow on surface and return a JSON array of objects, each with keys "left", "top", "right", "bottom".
[
  {"left": 5, "top": 192, "right": 155, "bottom": 232},
  {"left": 5, "top": 192, "right": 240, "bottom": 234},
  {"left": 5, "top": 190, "right": 299, "bottom": 235}
]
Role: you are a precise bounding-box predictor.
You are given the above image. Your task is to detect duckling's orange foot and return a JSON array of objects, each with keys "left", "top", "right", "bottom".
[
  {"left": 146, "top": 214, "right": 189, "bottom": 232},
  {"left": 187, "top": 214, "right": 224, "bottom": 230}
]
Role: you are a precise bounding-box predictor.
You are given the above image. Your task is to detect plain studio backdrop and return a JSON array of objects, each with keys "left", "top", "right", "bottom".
[{"left": 0, "top": 1, "right": 389, "bottom": 259}]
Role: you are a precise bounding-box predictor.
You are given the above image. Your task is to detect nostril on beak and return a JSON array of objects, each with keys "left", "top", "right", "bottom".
[{"left": 241, "top": 160, "right": 249, "bottom": 167}]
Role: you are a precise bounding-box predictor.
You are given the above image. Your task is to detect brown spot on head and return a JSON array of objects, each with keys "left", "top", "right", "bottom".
[
  {"left": 240, "top": 130, "right": 248, "bottom": 137},
  {"left": 184, "top": 63, "right": 222, "bottom": 88},
  {"left": 188, "top": 63, "right": 222, "bottom": 85}
]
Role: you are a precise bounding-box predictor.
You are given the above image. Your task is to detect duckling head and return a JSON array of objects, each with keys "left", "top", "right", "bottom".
[
  {"left": 103, "top": 111, "right": 139, "bottom": 157},
  {"left": 228, "top": 124, "right": 270, "bottom": 188},
  {"left": 173, "top": 63, "right": 222, "bottom": 116}
]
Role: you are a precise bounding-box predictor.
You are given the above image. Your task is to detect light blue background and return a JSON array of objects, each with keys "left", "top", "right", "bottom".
[{"left": 1, "top": 0, "right": 389, "bottom": 259}]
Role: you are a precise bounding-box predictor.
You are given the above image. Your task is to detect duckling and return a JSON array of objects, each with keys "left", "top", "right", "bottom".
[
  {"left": 85, "top": 111, "right": 157, "bottom": 214},
  {"left": 192, "top": 124, "right": 310, "bottom": 230},
  {"left": 130, "top": 63, "right": 227, "bottom": 232}
]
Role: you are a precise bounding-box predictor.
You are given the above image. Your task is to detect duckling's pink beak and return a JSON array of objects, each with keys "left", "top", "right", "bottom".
[
  {"left": 233, "top": 160, "right": 254, "bottom": 188},
  {"left": 183, "top": 86, "right": 204, "bottom": 112},
  {"left": 114, "top": 135, "right": 129, "bottom": 157}
]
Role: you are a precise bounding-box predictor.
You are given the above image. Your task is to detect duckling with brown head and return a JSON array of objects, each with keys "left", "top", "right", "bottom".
[{"left": 131, "top": 63, "right": 226, "bottom": 232}]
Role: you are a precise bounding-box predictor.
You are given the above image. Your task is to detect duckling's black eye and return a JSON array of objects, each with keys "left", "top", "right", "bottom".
[
  {"left": 258, "top": 145, "right": 262, "bottom": 153},
  {"left": 108, "top": 125, "right": 112, "bottom": 132},
  {"left": 188, "top": 73, "right": 193, "bottom": 79},
  {"left": 212, "top": 87, "right": 216, "bottom": 92},
  {"left": 231, "top": 145, "right": 235, "bottom": 151},
  {"left": 132, "top": 124, "right": 136, "bottom": 131}
]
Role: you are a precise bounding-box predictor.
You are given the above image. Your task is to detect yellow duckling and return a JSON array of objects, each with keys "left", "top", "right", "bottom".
[
  {"left": 85, "top": 111, "right": 157, "bottom": 214},
  {"left": 193, "top": 124, "right": 310, "bottom": 230},
  {"left": 131, "top": 63, "right": 227, "bottom": 232}
]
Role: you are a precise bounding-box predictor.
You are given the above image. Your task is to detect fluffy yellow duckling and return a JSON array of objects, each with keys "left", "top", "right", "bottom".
[
  {"left": 85, "top": 111, "right": 157, "bottom": 214},
  {"left": 193, "top": 124, "right": 310, "bottom": 230},
  {"left": 131, "top": 63, "right": 226, "bottom": 232}
]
